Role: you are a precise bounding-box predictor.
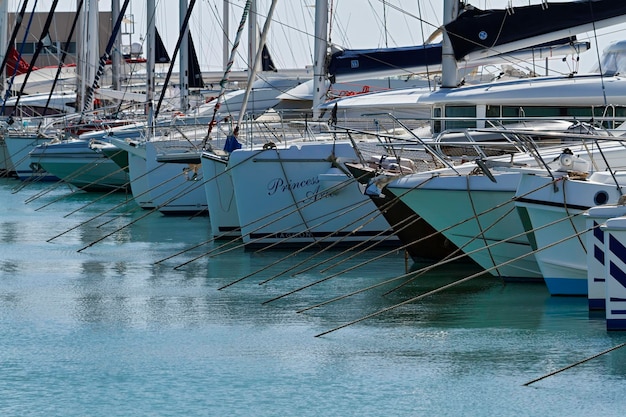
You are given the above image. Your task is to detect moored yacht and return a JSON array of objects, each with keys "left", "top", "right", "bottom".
[
  {"left": 515, "top": 166, "right": 626, "bottom": 296},
  {"left": 227, "top": 139, "right": 398, "bottom": 248},
  {"left": 584, "top": 204, "right": 626, "bottom": 309},
  {"left": 386, "top": 131, "right": 626, "bottom": 283},
  {"left": 28, "top": 134, "right": 131, "bottom": 191},
  {"left": 201, "top": 149, "right": 240, "bottom": 238}
]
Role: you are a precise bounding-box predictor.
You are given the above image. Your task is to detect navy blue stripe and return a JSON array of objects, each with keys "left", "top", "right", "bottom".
[
  {"left": 593, "top": 221, "right": 604, "bottom": 243},
  {"left": 250, "top": 231, "right": 396, "bottom": 239},
  {"left": 516, "top": 197, "right": 590, "bottom": 211},
  {"left": 610, "top": 233, "right": 626, "bottom": 264},
  {"left": 607, "top": 319, "right": 626, "bottom": 330},
  {"left": 594, "top": 244, "right": 605, "bottom": 264},
  {"left": 609, "top": 261, "right": 626, "bottom": 289}
]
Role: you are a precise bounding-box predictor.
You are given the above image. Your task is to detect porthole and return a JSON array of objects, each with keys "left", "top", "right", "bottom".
[{"left": 594, "top": 191, "right": 609, "bottom": 206}]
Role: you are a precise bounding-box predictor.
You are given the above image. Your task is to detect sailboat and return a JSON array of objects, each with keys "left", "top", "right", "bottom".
[
  {"left": 199, "top": 0, "right": 403, "bottom": 246},
  {"left": 1, "top": 0, "right": 87, "bottom": 181},
  {"left": 134, "top": 0, "right": 315, "bottom": 215},
  {"left": 24, "top": 0, "right": 198, "bottom": 191},
  {"left": 595, "top": 213, "right": 626, "bottom": 329},
  {"left": 353, "top": 0, "right": 626, "bottom": 283},
  {"left": 20, "top": 0, "right": 135, "bottom": 190},
  {"left": 513, "top": 163, "right": 626, "bottom": 296},
  {"left": 108, "top": 0, "right": 210, "bottom": 213},
  {"left": 223, "top": 0, "right": 626, "bottom": 250}
]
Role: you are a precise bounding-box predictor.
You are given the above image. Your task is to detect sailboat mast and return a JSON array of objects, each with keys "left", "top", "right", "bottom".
[
  {"left": 0, "top": 0, "right": 8, "bottom": 97},
  {"left": 237, "top": 0, "right": 278, "bottom": 128},
  {"left": 82, "top": 0, "right": 99, "bottom": 112},
  {"left": 247, "top": 0, "right": 258, "bottom": 74},
  {"left": 10, "top": 0, "right": 60, "bottom": 113},
  {"left": 153, "top": 0, "right": 196, "bottom": 119},
  {"left": 111, "top": 0, "right": 121, "bottom": 91},
  {"left": 223, "top": 0, "right": 229, "bottom": 71},
  {"left": 0, "top": 0, "right": 29, "bottom": 95},
  {"left": 146, "top": 0, "right": 155, "bottom": 119},
  {"left": 81, "top": 0, "right": 130, "bottom": 113},
  {"left": 179, "top": 0, "right": 189, "bottom": 112},
  {"left": 441, "top": 0, "right": 459, "bottom": 88},
  {"left": 200, "top": 0, "right": 251, "bottom": 148},
  {"left": 312, "top": 0, "right": 328, "bottom": 119},
  {"left": 39, "top": 0, "right": 84, "bottom": 128}
]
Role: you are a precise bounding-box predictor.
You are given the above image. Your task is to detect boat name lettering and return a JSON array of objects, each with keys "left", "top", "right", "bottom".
[
  {"left": 276, "top": 231, "right": 314, "bottom": 239},
  {"left": 267, "top": 176, "right": 320, "bottom": 196},
  {"left": 304, "top": 185, "right": 334, "bottom": 203}
]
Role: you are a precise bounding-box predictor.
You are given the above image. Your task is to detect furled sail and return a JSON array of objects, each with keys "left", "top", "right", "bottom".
[
  {"left": 5, "top": 45, "right": 36, "bottom": 77},
  {"left": 327, "top": 43, "right": 442, "bottom": 83},
  {"left": 155, "top": 28, "right": 171, "bottom": 63},
  {"left": 328, "top": 37, "right": 586, "bottom": 83},
  {"left": 328, "top": 0, "right": 626, "bottom": 83},
  {"left": 261, "top": 43, "right": 277, "bottom": 72},
  {"left": 446, "top": 0, "right": 626, "bottom": 61},
  {"left": 187, "top": 32, "right": 204, "bottom": 88}
]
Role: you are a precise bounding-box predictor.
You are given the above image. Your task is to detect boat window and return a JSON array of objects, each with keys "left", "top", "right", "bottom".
[
  {"left": 433, "top": 107, "right": 442, "bottom": 133},
  {"left": 500, "top": 106, "right": 593, "bottom": 121},
  {"left": 15, "top": 42, "right": 35, "bottom": 54},
  {"left": 489, "top": 105, "right": 626, "bottom": 129},
  {"left": 486, "top": 105, "right": 500, "bottom": 118},
  {"left": 444, "top": 106, "right": 476, "bottom": 130}
]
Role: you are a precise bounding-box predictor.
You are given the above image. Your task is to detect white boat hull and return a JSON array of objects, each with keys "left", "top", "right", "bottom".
[
  {"left": 201, "top": 152, "right": 240, "bottom": 238},
  {"left": 584, "top": 205, "right": 626, "bottom": 310},
  {"left": 388, "top": 171, "right": 542, "bottom": 280},
  {"left": 29, "top": 139, "right": 129, "bottom": 191},
  {"left": 144, "top": 141, "right": 208, "bottom": 215},
  {"left": 4, "top": 134, "right": 58, "bottom": 181},
  {"left": 601, "top": 216, "right": 626, "bottom": 330},
  {"left": 515, "top": 171, "right": 626, "bottom": 296},
  {"left": 113, "top": 139, "right": 154, "bottom": 209},
  {"left": 228, "top": 142, "right": 398, "bottom": 248}
]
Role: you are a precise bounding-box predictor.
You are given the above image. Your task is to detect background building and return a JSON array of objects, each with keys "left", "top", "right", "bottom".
[{"left": 8, "top": 11, "right": 114, "bottom": 68}]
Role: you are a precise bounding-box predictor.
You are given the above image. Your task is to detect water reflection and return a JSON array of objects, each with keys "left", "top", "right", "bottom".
[
  {"left": 0, "top": 221, "right": 18, "bottom": 243},
  {"left": 1, "top": 260, "right": 18, "bottom": 274}
]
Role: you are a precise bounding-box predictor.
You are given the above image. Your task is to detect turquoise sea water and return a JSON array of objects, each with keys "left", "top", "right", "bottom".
[{"left": 1, "top": 177, "right": 625, "bottom": 416}]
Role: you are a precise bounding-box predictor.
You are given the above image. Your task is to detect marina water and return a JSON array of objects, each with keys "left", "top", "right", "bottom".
[{"left": 1, "top": 177, "right": 625, "bottom": 416}]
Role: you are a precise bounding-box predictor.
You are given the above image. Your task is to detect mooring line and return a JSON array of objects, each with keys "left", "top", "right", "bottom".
[
  {"left": 256, "top": 203, "right": 401, "bottom": 287},
  {"left": 94, "top": 164, "right": 199, "bottom": 229},
  {"left": 77, "top": 166, "right": 211, "bottom": 252},
  {"left": 155, "top": 149, "right": 371, "bottom": 265},
  {"left": 321, "top": 175, "right": 560, "bottom": 282},
  {"left": 311, "top": 196, "right": 432, "bottom": 275},
  {"left": 300, "top": 176, "right": 447, "bottom": 276},
  {"left": 382, "top": 202, "right": 519, "bottom": 296},
  {"left": 298, "top": 208, "right": 586, "bottom": 314},
  {"left": 34, "top": 164, "right": 129, "bottom": 211},
  {"left": 172, "top": 172, "right": 370, "bottom": 269},
  {"left": 24, "top": 150, "right": 121, "bottom": 204},
  {"left": 62, "top": 182, "right": 130, "bottom": 218},
  {"left": 185, "top": 194, "right": 375, "bottom": 276},
  {"left": 313, "top": 220, "right": 599, "bottom": 338},
  {"left": 523, "top": 343, "right": 626, "bottom": 386},
  {"left": 289, "top": 210, "right": 418, "bottom": 278},
  {"left": 254, "top": 170, "right": 376, "bottom": 255},
  {"left": 46, "top": 162, "right": 169, "bottom": 242}
]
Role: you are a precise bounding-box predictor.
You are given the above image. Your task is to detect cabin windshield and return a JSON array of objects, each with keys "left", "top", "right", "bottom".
[
  {"left": 434, "top": 104, "right": 626, "bottom": 133},
  {"left": 486, "top": 105, "right": 626, "bottom": 129},
  {"left": 592, "top": 41, "right": 626, "bottom": 75}
]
